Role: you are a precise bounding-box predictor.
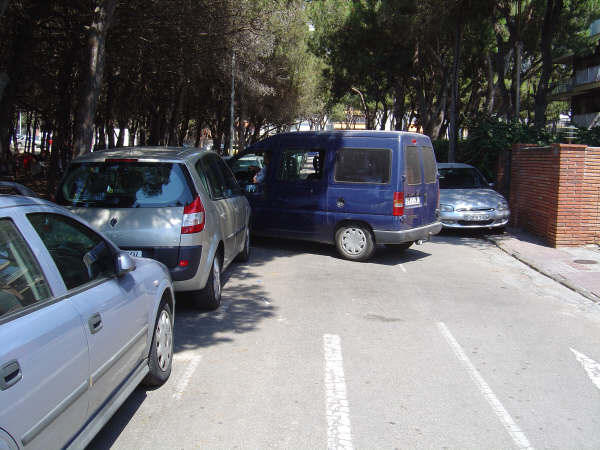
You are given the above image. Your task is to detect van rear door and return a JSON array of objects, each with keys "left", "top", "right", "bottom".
[
  {"left": 403, "top": 143, "right": 439, "bottom": 227},
  {"left": 326, "top": 137, "right": 397, "bottom": 233}
]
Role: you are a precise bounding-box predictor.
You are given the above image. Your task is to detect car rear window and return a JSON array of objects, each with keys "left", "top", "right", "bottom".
[
  {"left": 334, "top": 148, "right": 391, "bottom": 184},
  {"left": 57, "top": 161, "right": 195, "bottom": 208}
]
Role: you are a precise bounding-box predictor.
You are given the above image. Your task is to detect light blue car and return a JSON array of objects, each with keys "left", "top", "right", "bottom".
[{"left": 0, "top": 195, "right": 175, "bottom": 449}]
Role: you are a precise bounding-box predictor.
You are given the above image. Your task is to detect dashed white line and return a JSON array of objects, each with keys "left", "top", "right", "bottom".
[
  {"left": 323, "top": 334, "right": 353, "bottom": 450},
  {"left": 172, "top": 354, "right": 202, "bottom": 400},
  {"left": 571, "top": 348, "right": 600, "bottom": 391},
  {"left": 437, "top": 322, "right": 534, "bottom": 450},
  {"left": 399, "top": 264, "right": 407, "bottom": 273}
]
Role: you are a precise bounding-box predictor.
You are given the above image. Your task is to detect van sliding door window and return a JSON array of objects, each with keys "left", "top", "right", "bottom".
[
  {"left": 277, "top": 149, "right": 325, "bottom": 182},
  {"left": 404, "top": 146, "right": 422, "bottom": 185},
  {"left": 334, "top": 148, "right": 391, "bottom": 184},
  {"left": 421, "top": 146, "right": 437, "bottom": 184}
]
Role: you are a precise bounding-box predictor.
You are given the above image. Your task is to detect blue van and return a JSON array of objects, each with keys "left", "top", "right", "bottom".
[{"left": 230, "top": 131, "right": 442, "bottom": 261}]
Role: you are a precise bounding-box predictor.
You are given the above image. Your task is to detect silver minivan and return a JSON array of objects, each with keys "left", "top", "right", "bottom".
[{"left": 56, "top": 147, "right": 251, "bottom": 310}]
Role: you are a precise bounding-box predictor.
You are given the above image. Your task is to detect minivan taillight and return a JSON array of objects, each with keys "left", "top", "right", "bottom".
[
  {"left": 181, "top": 196, "right": 205, "bottom": 234},
  {"left": 393, "top": 192, "right": 404, "bottom": 216}
]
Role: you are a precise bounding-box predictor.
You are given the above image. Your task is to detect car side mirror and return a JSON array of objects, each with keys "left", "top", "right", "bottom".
[{"left": 116, "top": 252, "right": 136, "bottom": 276}]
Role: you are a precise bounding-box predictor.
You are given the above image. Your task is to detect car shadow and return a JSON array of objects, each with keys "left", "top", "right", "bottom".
[
  {"left": 86, "top": 389, "right": 147, "bottom": 449},
  {"left": 251, "top": 235, "right": 431, "bottom": 266}
]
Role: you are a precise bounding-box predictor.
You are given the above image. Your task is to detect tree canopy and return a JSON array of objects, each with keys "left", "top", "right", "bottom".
[{"left": 1, "top": 0, "right": 599, "bottom": 193}]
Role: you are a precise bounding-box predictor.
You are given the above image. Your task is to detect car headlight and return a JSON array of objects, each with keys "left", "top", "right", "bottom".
[
  {"left": 497, "top": 202, "right": 509, "bottom": 211},
  {"left": 440, "top": 204, "right": 454, "bottom": 212}
]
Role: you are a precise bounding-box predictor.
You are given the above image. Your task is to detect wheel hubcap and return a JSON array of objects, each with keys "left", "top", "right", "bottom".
[
  {"left": 155, "top": 310, "right": 172, "bottom": 371},
  {"left": 341, "top": 228, "right": 366, "bottom": 255},
  {"left": 213, "top": 258, "right": 221, "bottom": 298}
]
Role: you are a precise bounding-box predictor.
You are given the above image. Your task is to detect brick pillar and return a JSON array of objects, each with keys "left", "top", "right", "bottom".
[{"left": 509, "top": 143, "right": 600, "bottom": 247}]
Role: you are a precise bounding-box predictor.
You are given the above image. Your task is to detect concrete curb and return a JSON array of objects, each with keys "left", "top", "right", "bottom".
[{"left": 484, "top": 235, "right": 600, "bottom": 304}]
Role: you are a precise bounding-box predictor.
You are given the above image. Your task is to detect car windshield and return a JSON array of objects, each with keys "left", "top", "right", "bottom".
[
  {"left": 57, "top": 161, "right": 194, "bottom": 208},
  {"left": 438, "top": 167, "right": 488, "bottom": 189}
]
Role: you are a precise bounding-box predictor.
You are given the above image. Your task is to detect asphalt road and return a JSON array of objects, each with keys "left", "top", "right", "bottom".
[{"left": 88, "top": 232, "right": 600, "bottom": 449}]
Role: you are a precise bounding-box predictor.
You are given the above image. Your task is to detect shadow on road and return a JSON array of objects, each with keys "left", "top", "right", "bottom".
[
  {"left": 86, "top": 390, "right": 147, "bottom": 449},
  {"left": 251, "top": 235, "right": 432, "bottom": 266},
  {"left": 433, "top": 228, "right": 507, "bottom": 250}
]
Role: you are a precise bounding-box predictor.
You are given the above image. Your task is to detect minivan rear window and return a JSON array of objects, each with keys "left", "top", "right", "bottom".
[
  {"left": 57, "top": 162, "right": 195, "bottom": 208},
  {"left": 422, "top": 146, "right": 437, "bottom": 184},
  {"left": 334, "top": 148, "right": 391, "bottom": 184},
  {"left": 405, "top": 146, "right": 422, "bottom": 185}
]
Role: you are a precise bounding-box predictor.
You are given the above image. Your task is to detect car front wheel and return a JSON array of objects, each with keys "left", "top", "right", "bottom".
[
  {"left": 335, "top": 224, "right": 375, "bottom": 261},
  {"left": 143, "top": 301, "right": 173, "bottom": 387}
]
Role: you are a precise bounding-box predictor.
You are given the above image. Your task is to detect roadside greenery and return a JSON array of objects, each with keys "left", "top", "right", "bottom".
[{"left": 1, "top": 0, "right": 600, "bottom": 195}]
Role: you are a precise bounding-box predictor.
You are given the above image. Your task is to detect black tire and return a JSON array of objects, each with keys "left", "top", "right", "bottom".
[
  {"left": 193, "top": 255, "right": 221, "bottom": 310},
  {"left": 143, "top": 301, "right": 173, "bottom": 387},
  {"left": 236, "top": 227, "right": 250, "bottom": 262},
  {"left": 385, "top": 242, "right": 413, "bottom": 251},
  {"left": 335, "top": 223, "right": 375, "bottom": 261}
]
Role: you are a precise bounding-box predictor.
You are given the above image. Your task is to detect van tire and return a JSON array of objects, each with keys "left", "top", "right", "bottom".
[
  {"left": 335, "top": 224, "right": 375, "bottom": 261},
  {"left": 385, "top": 242, "right": 413, "bottom": 251},
  {"left": 193, "top": 255, "right": 221, "bottom": 310}
]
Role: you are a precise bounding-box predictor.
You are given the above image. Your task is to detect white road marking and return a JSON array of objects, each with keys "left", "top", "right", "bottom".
[
  {"left": 172, "top": 355, "right": 202, "bottom": 400},
  {"left": 399, "top": 264, "right": 407, "bottom": 273},
  {"left": 437, "top": 322, "right": 534, "bottom": 450},
  {"left": 323, "top": 334, "right": 353, "bottom": 450},
  {"left": 571, "top": 348, "right": 600, "bottom": 391}
]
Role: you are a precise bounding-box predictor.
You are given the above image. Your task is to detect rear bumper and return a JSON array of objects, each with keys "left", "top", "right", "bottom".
[
  {"left": 373, "top": 222, "right": 442, "bottom": 244},
  {"left": 120, "top": 245, "right": 202, "bottom": 282}
]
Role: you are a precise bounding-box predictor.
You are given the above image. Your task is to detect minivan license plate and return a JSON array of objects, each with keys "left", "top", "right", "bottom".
[
  {"left": 126, "top": 250, "right": 142, "bottom": 257},
  {"left": 405, "top": 196, "right": 421, "bottom": 206}
]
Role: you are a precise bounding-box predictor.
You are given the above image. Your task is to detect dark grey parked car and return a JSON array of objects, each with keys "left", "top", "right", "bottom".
[{"left": 56, "top": 147, "right": 251, "bottom": 310}]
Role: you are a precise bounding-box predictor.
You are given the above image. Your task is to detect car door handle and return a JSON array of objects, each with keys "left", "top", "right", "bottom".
[
  {"left": 88, "top": 312, "right": 103, "bottom": 334},
  {"left": 0, "top": 360, "right": 22, "bottom": 391}
]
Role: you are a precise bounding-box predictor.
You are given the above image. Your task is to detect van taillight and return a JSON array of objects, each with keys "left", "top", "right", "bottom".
[
  {"left": 181, "top": 196, "right": 205, "bottom": 234},
  {"left": 393, "top": 192, "right": 404, "bottom": 216}
]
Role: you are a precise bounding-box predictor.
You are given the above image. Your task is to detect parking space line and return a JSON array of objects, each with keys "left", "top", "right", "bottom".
[
  {"left": 172, "top": 354, "right": 202, "bottom": 400},
  {"left": 399, "top": 264, "right": 407, "bottom": 273},
  {"left": 571, "top": 348, "right": 600, "bottom": 391},
  {"left": 323, "top": 334, "right": 353, "bottom": 450},
  {"left": 437, "top": 322, "right": 534, "bottom": 450}
]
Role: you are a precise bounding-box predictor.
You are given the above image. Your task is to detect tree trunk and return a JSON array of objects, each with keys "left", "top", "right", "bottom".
[
  {"left": 73, "top": 0, "right": 117, "bottom": 157},
  {"left": 534, "top": 0, "right": 563, "bottom": 130},
  {"left": 448, "top": 23, "right": 462, "bottom": 163},
  {"left": 393, "top": 84, "right": 406, "bottom": 131}
]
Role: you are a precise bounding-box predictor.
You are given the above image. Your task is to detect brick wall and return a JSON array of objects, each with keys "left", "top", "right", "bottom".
[{"left": 508, "top": 143, "right": 600, "bottom": 247}]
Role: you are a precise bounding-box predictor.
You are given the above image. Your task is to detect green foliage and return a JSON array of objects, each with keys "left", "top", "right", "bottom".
[
  {"left": 433, "top": 116, "right": 553, "bottom": 180},
  {"left": 576, "top": 126, "right": 600, "bottom": 146}
]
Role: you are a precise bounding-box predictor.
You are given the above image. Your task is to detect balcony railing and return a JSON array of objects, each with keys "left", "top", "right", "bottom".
[
  {"left": 575, "top": 64, "right": 600, "bottom": 86},
  {"left": 573, "top": 112, "right": 600, "bottom": 129}
]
